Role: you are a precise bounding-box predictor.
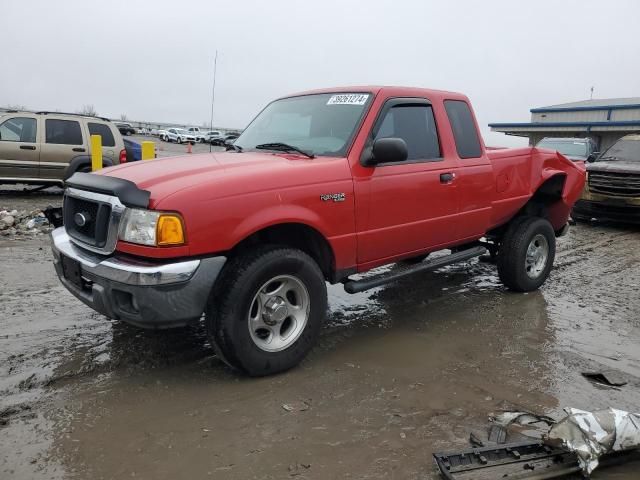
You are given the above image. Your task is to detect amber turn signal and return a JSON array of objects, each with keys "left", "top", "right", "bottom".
[{"left": 156, "top": 214, "right": 185, "bottom": 246}]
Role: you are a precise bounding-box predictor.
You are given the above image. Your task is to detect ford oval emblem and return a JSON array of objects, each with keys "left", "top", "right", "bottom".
[{"left": 74, "top": 212, "right": 87, "bottom": 227}]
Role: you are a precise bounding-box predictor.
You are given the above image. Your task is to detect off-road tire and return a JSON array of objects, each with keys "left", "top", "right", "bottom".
[
  {"left": 497, "top": 216, "right": 556, "bottom": 292},
  {"left": 205, "top": 246, "right": 327, "bottom": 376}
]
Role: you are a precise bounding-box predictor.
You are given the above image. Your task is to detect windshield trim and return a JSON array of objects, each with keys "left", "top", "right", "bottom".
[{"left": 234, "top": 91, "right": 376, "bottom": 158}]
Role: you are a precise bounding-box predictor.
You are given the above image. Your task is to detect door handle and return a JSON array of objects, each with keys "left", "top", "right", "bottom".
[
  {"left": 20, "top": 145, "right": 36, "bottom": 150},
  {"left": 440, "top": 172, "right": 455, "bottom": 184},
  {"left": 72, "top": 147, "right": 86, "bottom": 152}
]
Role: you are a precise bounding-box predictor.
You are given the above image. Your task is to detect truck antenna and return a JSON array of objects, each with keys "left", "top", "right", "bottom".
[{"left": 209, "top": 50, "right": 218, "bottom": 153}]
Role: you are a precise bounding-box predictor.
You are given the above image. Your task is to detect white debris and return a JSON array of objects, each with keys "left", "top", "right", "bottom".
[
  {"left": 0, "top": 208, "right": 53, "bottom": 237},
  {"left": 545, "top": 407, "right": 640, "bottom": 475}
]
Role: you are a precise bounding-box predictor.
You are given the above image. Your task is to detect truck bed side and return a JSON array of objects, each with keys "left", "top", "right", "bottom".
[{"left": 487, "top": 147, "right": 585, "bottom": 231}]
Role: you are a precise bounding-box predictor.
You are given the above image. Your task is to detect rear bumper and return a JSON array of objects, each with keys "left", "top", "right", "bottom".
[
  {"left": 573, "top": 199, "right": 640, "bottom": 224},
  {"left": 51, "top": 228, "right": 226, "bottom": 328}
]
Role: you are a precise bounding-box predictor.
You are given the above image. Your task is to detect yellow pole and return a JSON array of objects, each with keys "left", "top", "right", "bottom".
[
  {"left": 90, "top": 135, "right": 102, "bottom": 171},
  {"left": 141, "top": 141, "right": 155, "bottom": 160}
]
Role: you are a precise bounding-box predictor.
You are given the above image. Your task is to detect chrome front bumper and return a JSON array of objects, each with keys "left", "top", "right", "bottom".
[{"left": 51, "top": 228, "right": 226, "bottom": 328}]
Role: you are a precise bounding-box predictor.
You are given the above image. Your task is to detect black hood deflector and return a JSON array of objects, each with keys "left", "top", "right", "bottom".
[{"left": 65, "top": 172, "right": 150, "bottom": 208}]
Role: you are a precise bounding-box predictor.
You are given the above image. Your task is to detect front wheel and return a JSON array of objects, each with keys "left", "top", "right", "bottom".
[
  {"left": 206, "top": 246, "right": 327, "bottom": 376},
  {"left": 497, "top": 216, "right": 556, "bottom": 292}
]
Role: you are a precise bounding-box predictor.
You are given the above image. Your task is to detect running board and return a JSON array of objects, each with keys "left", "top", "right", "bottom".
[{"left": 343, "top": 246, "right": 486, "bottom": 294}]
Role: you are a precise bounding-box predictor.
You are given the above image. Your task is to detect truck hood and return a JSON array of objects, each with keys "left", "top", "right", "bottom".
[
  {"left": 587, "top": 161, "right": 640, "bottom": 174},
  {"left": 98, "top": 151, "right": 349, "bottom": 208}
]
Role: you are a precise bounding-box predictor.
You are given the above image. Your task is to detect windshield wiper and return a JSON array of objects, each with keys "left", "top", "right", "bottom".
[
  {"left": 255, "top": 142, "right": 315, "bottom": 159},
  {"left": 598, "top": 155, "right": 618, "bottom": 161},
  {"left": 225, "top": 143, "right": 243, "bottom": 152}
]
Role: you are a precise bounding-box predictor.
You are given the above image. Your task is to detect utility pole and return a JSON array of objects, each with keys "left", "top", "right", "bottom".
[
  {"left": 209, "top": 50, "right": 218, "bottom": 153},
  {"left": 590, "top": 86, "right": 594, "bottom": 100}
]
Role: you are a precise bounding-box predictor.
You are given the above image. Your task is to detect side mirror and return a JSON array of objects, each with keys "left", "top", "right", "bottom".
[
  {"left": 364, "top": 137, "right": 408, "bottom": 166},
  {"left": 587, "top": 152, "right": 599, "bottom": 163}
]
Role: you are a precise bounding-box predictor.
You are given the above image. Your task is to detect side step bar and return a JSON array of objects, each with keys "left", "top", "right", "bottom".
[{"left": 343, "top": 246, "right": 486, "bottom": 294}]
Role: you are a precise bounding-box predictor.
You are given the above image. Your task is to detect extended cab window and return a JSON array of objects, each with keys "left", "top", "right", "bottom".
[
  {"left": 444, "top": 100, "right": 482, "bottom": 158},
  {"left": 45, "top": 119, "right": 83, "bottom": 145},
  {"left": 0, "top": 117, "right": 37, "bottom": 143},
  {"left": 88, "top": 122, "right": 116, "bottom": 147},
  {"left": 374, "top": 105, "right": 441, "bottom": 161}
]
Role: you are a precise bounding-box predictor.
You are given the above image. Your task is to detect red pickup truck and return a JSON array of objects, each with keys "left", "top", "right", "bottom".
[{"left": 51, "top": 86, "right": 585, "bottom": 376}]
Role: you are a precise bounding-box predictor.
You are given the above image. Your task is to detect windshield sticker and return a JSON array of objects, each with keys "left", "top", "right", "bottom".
[{"left": 327, "top": 94, "right": 369, "bottom": 106}]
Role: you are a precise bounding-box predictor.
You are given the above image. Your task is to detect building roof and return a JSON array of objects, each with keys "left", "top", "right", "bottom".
[{"left": 531, "top": 97, "right": 640, "bottom": 113}]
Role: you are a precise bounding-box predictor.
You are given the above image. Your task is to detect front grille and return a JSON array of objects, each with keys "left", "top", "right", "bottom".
[
  {"left": 589, "top": 171, "right": 640, "bottom": 197},
  {"left": 63, "top": 195, "right": 112, "bottom": 248}
]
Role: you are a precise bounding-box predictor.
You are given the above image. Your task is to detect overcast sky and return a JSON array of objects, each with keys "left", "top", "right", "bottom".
[{"left": 2, "top": 0, "right": 639, "bottom": 146}]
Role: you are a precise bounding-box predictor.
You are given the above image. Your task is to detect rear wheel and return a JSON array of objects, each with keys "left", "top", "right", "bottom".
[
  {"left": 497, "top": 216, "right": 556, "bottom": 292},
  {"left": 206, "top": 246, "right": 327, "bottom": 376}
]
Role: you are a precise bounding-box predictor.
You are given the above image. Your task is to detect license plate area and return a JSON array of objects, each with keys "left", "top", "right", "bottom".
[{"left": 61, "top": 255, "right": 90, "bottom": 291}]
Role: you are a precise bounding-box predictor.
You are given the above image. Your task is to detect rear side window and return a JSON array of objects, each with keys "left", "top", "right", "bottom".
[
  {"left": 88, "top": 122, "right": 116, "bottom": 147},
  {"left": 374, "top": 105, "right": 441, "bottom": 160},
  {"left": 0, "top": 117, "right": 37, "bottom": 142},
  {"left": 444, "top": 100, "right": 482, "bottom": 158},
  {"left": 45, "top": 119, "right": 83, "bottom": 145}
]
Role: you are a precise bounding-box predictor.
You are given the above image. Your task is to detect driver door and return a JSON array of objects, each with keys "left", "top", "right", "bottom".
[{"left": 353, "top": 98, "right": 460, "bottom": 266}]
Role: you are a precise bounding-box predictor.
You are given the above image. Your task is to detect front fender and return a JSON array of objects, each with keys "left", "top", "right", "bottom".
[{"left": 231, "top": 204, "right": 330, "bottom": 244}]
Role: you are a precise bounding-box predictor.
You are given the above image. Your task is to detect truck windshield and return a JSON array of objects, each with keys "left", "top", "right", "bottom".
[
  {"left": 234, "top": 93, "right": 372, "bottom": 157},
  {"left": 537, "top": 139, "right": 587, "bottom": 158},
  {"left": 598, "top": 137, "right": 640, "bottom": 162}
]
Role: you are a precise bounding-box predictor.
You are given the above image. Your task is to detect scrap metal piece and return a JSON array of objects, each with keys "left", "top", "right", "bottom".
[
  {"left": 488, "top": 424, "right": 507, "bottom": 444},
  {"left": 433, "top": 441, "right": 580, "bottom": 479},
  {"left": 493, "top": 411, "right": 556, "bottom": 428},
  {"left": 544, "top": 407, "right": 640, "bottom": 475},
  {"left": 43, "top": 206, "right": 63, "bottom": 228},
  {"left": 581, "top": 371, "right": 627, "bottom": 388}
]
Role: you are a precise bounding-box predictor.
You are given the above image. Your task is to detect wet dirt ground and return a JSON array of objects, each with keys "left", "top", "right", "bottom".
[{"left": 1, "top": 187, "right": 640, "bottom": 479}]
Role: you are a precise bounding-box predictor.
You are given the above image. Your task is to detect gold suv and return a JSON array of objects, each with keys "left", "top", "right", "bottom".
[{"left": 0, "top": 111, "right": 126, "bottom": 187}]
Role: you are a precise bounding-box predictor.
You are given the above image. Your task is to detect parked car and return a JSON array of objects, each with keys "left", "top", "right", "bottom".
[
  {"left": 0, "top": 110, "right": 126, "bottom": 186},
  {"left": 205, "top": 130, "right": 224, "bottom": 145},
  {"left": 187, "top": 128, "right": 207, "bottom": 143},
  {"left": 50, "top": 86, "right": 584, "bottom": 376},
  {"left": 536, "top": 137, "right": 599, "bottom": 163},
  {"left": 115, "top": 122, "right": 136, "bottom": 136},
  {"left": 223, "top": 132, "right": 240, "bottom": 145},
  {"left": 136, "top": 127, "right": 149, "bottom": 135},
  {"left": 123, "top": 138, "right": 142, "bottom": 162},
  {"left": 157, "top": 129, "right": 168, "bottom": 140},
  {"left": 165, "top": 128, "right": 196, "bottom": 144},
  {"left": 573, "top": 134, "right": 640, "bottom": 223}
]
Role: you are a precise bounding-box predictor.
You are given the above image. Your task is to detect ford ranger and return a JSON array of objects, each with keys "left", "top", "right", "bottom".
[{"left": 51, "top": 86, "right": 585, "bottom": 376}]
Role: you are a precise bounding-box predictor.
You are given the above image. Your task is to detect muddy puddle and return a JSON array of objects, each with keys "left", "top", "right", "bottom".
[{"left": 1, "top": 222, "right": 640, "bottom": 479}]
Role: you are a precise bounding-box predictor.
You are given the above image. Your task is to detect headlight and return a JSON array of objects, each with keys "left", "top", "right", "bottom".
[{"left": 119, "top": 209, "right": 185, "bottom": 246}]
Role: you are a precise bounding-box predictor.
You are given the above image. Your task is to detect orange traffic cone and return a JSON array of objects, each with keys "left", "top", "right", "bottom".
[{"left": 187, "top": 142, "right": 192, "bottom": 154}]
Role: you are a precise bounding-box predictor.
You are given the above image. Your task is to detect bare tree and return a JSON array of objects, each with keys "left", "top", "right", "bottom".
[
  {"left": 78, "top": 104, "right": 98, "bottom": 116},
  {"left": 120, "top": 113, "right": 128, "bottom": 121},
  {"left": 4, "top": 104, "right": 27, "bottom": 111}
]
